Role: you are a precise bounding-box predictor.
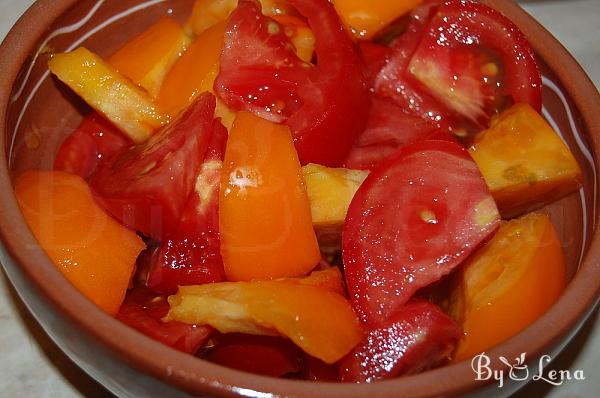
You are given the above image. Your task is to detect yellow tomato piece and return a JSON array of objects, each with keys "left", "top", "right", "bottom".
[
  {"left": 49, "top": 47, "right": 166, "bottom": 143},
  {"left": 333, "top": 0, "right": 423, "bottom": 40},
  {"left": 449, "top": 213, "right": 566, "bottom": 362},
  {"left": 165, "top": 269, "right": 360, "bottom": 363},
  {"left": 219, "top": 112, "right": 321, "bottom": 281},
  {"left": 302, "top": 163, "right": 368, "bottom": 251},
  {"left": 186, "top": 0, "right": 291, "bottom": 36},
  {"left": 272, "top": 15, "right": 316, "bottom": 63},
  {"left": 15, "top": 171, "right": 145, "bottom": 316},
  {"left": 470, "top": 103, "right": 582, "bottom": 217},
  {"left": 157, "top": 22, "right": 227, "bottom": 118},
  {"left": 109, "top": 17, "right": 191, "bottom": 98}
]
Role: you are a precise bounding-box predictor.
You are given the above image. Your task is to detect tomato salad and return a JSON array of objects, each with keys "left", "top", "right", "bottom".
[{"left": 16, "top": 0, "right": 582, "bottom": 383}]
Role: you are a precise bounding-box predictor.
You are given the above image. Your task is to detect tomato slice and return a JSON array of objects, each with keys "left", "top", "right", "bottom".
[
  {"left": 54, "top": 113, "right": 131, "bottom": 179},
  {"left": 338, "top": 300, "right": 462, "bottom": 382},
  {"left": 204, "top": 333, "right": 301, "bottom": 377},
  {"left": 285, "top": 0, "right": 370, "bottom": 166},
  {"left": 374, "top": 1, "right": 450, "bottom": 127},
  {"left": 344, "top": 97, "right": 454, "bottom": 170},
  {"left": 116, "top": 287, "right": 212, "bottom": 353},
  {"left": 215, "top": 0, "right": 370, "bottom": 166},
  {"left": 90, "top": 93, "right": 217, "bottom": 241},
  {"left": 343, "top": 140, "right": 500, "bottom": 325},
  {"left": 214, "top": 0, "right": 305, "bottom": 123},
  {"left": 301, "top": 354, "right": 339, "bottom": 382},
  {"left": 146, "top": 120, "right": 228, "bottom": 294},
  {"left": 407, "top": 0, "right": 542, "bottom": 126}
]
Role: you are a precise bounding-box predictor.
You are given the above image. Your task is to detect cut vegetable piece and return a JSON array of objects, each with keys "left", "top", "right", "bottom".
[
  {"left": 49, "top": 47, "right": 166, "bottom": 143},
  {"left": 339, "top": 300, "right": 462, "bottom": 382},
  {"left": 219, "top": 112, "right": 320, "bottom": 281},
  {"left": 146, "top": 120, "right": 228, "bottom": 294},
  {"left": 116, "top": 287, "right": 212, "bottom": 353},
  {"left": 15, "top": 171, "right": 145, "bottom": 315},
  {"left": 449, "top": 213, "right": 566, "bottom": 362},
  {"left": 333, "top": 0, "right": 423, "bottom": 40},
  {"left": 469, "top": 103, "right": 582, "bottom": 217},
  {"left": 407, "top": 0, "right": 542, "bottom": 126},
  {"left": 343, "top": 140, "right": 500, "bottom": 325},
  {"left": 186, "top": 0, "right": 292, "bottom": 36},
  {"left": 166, "top": 270, "right": 361, "bottom": 363},
  {"left": 204, "top": 333, "right": 301, "bottom": 377},
  {"left": 91, "top": 93, "right": 216, "bottom": 241},
  {"left": 109, "top": 17, "right": 191, "bottom": 97},
  {"left": 344, "top": 97, "right": 455, "bottom": 170},
  {"left": 215, "top": 0, "right": 370, "bottom": 166},
  {"left": 271, "top": 15, "right": 316, "bottom": 63},
  {"left": 157, "top": 22, "right": 227, "bottom": 118},
  {"left": 54, "top": 112, "right": 131, "bottom": 179},
  {"left": 302, "top": 163, "right": 368, "bottom": 251}
]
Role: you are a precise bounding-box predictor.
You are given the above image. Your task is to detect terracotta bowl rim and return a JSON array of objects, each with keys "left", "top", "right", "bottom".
[{"left": 0, "top": 0, "right": 599, "bottom": 397}]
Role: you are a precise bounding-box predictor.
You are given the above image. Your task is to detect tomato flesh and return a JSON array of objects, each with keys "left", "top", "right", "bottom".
[
  {"left": 116, "top": 287, "right": 212, "bottom": 353},
  {"left": 407, "top": 0, "right": 542, "bottom": 126},
  {"left": 54, "top": 113, "right": 131, "bottom": 179},
  {"left": 146, "top": 120, "right": 228, "bottom": 294},
  {"left": 90, "top": 93, "right": 217, "bottom": 241},
  {"left": 339, "top": 300, "right": 462, "bottom": 382},
  {"left": 343, "top": 140, "right": 500, "bottom": 325},
  {"left": 215, "top": 0, "right": 370, "bottom": 166},
  {"left": 344, "top": 97, "right": 454, "bottom": 170},
  {"left": 204, "top": 333, "right": 301, "bottom": 377}
]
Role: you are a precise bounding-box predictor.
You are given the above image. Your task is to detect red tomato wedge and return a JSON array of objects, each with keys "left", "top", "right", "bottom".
[
  {"left": 90, "top": 93, "right": 216, "bottom": 241},
  {"left": 215, "top": 0, "right": 370, "bottom": 166},
  {"left": 54, "top": 113, "right": 131, "bottom": 179},
  {"left": 204, "top": 333, "right": 301, "bottom": 377},
  {"left": 116, "top": 287, "right": 212, "bottom": 354},
  {"left": 374, "top": 1, "right": 450, "bottom": 127},
  {"left": 214, "top": 0, "right": 305, "bottom": 123},
  {"left": 339, "top": 300, "right": 462, "bottom": 382},
  {"left": 407, "top": 0, "right": 542, "bottom": 126},
  {"left": 343, "top": 140, "right": 500, "bottom": 325},
  {"left": 146, "top": 120, "right": 228, "bottom": 294},
  {"left": 344, "top": 97, "right": 454, "bottom": 170}
]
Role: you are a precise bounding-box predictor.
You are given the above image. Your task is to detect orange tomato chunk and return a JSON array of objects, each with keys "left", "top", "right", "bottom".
[
  {"left": 219, "top": 112, "right": 320, "bottom": 281},
  {"left": 186, "top": 0, "right": 291, "bottom": 36},
  {"left": 470, "top": 103, "right": 582, "bottom": 217},
  {"left": 109, "top": 17, "right": 191, "bottom": 97},
  {"left": 449, "top": 213, "right": 566, "bottom": 361},
  {"left": 15, "top": 171, "right": 145, "bottom": 315},
  {"left": 49, "top": 47, "right": 166, "bottom": 143},
  {"left": 165, "top": 269, "right": 361, "bottom": 363},
  {"left": 157, "top": 22, "right": 227, "bottom": 118},
  {"left": 333, "top": 0, "right": 423, "bottom": 40},
  {"left": 271, "top": 15, "right": 316, "bottom": 63}
]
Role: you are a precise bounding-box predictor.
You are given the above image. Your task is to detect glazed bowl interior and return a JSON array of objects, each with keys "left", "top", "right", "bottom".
[{"left": 1, "top": 0, "right": 599, "bottom": 397}]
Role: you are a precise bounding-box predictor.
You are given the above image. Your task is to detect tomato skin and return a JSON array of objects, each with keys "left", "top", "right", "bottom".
[
  {"left": 146, "top": 120, "right": 228, "bottom": 294},
  {"left": 54, "top": 113, "right": 131, "bottom": 179},
  {"left": 343, "top": 140, "right": 499, "bottom": 325},
  {"left": 407, "top": 0, "right": 542, "bottom": 126},
  {"left": 285, "top": 0, "right": 370, "bottom": 167},
  {"left": 339, "top": 300, "right": 462, "bottom": 383},
  {"left": 116, "top": 287, "right": 212, "bottom": 353},
  {"left": 204, "top": 333, "right": 302, "bottom": 377},
  {"left": 90, "top": 93, "right": 216, "bottom": 241},
  {"left": 215, "top": 0, "right": 370, "bottom": 167}
]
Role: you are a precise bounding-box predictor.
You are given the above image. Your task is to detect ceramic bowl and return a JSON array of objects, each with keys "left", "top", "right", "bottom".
[{"left": 0, "top": 0, "right": 598, "bottom": 397}]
